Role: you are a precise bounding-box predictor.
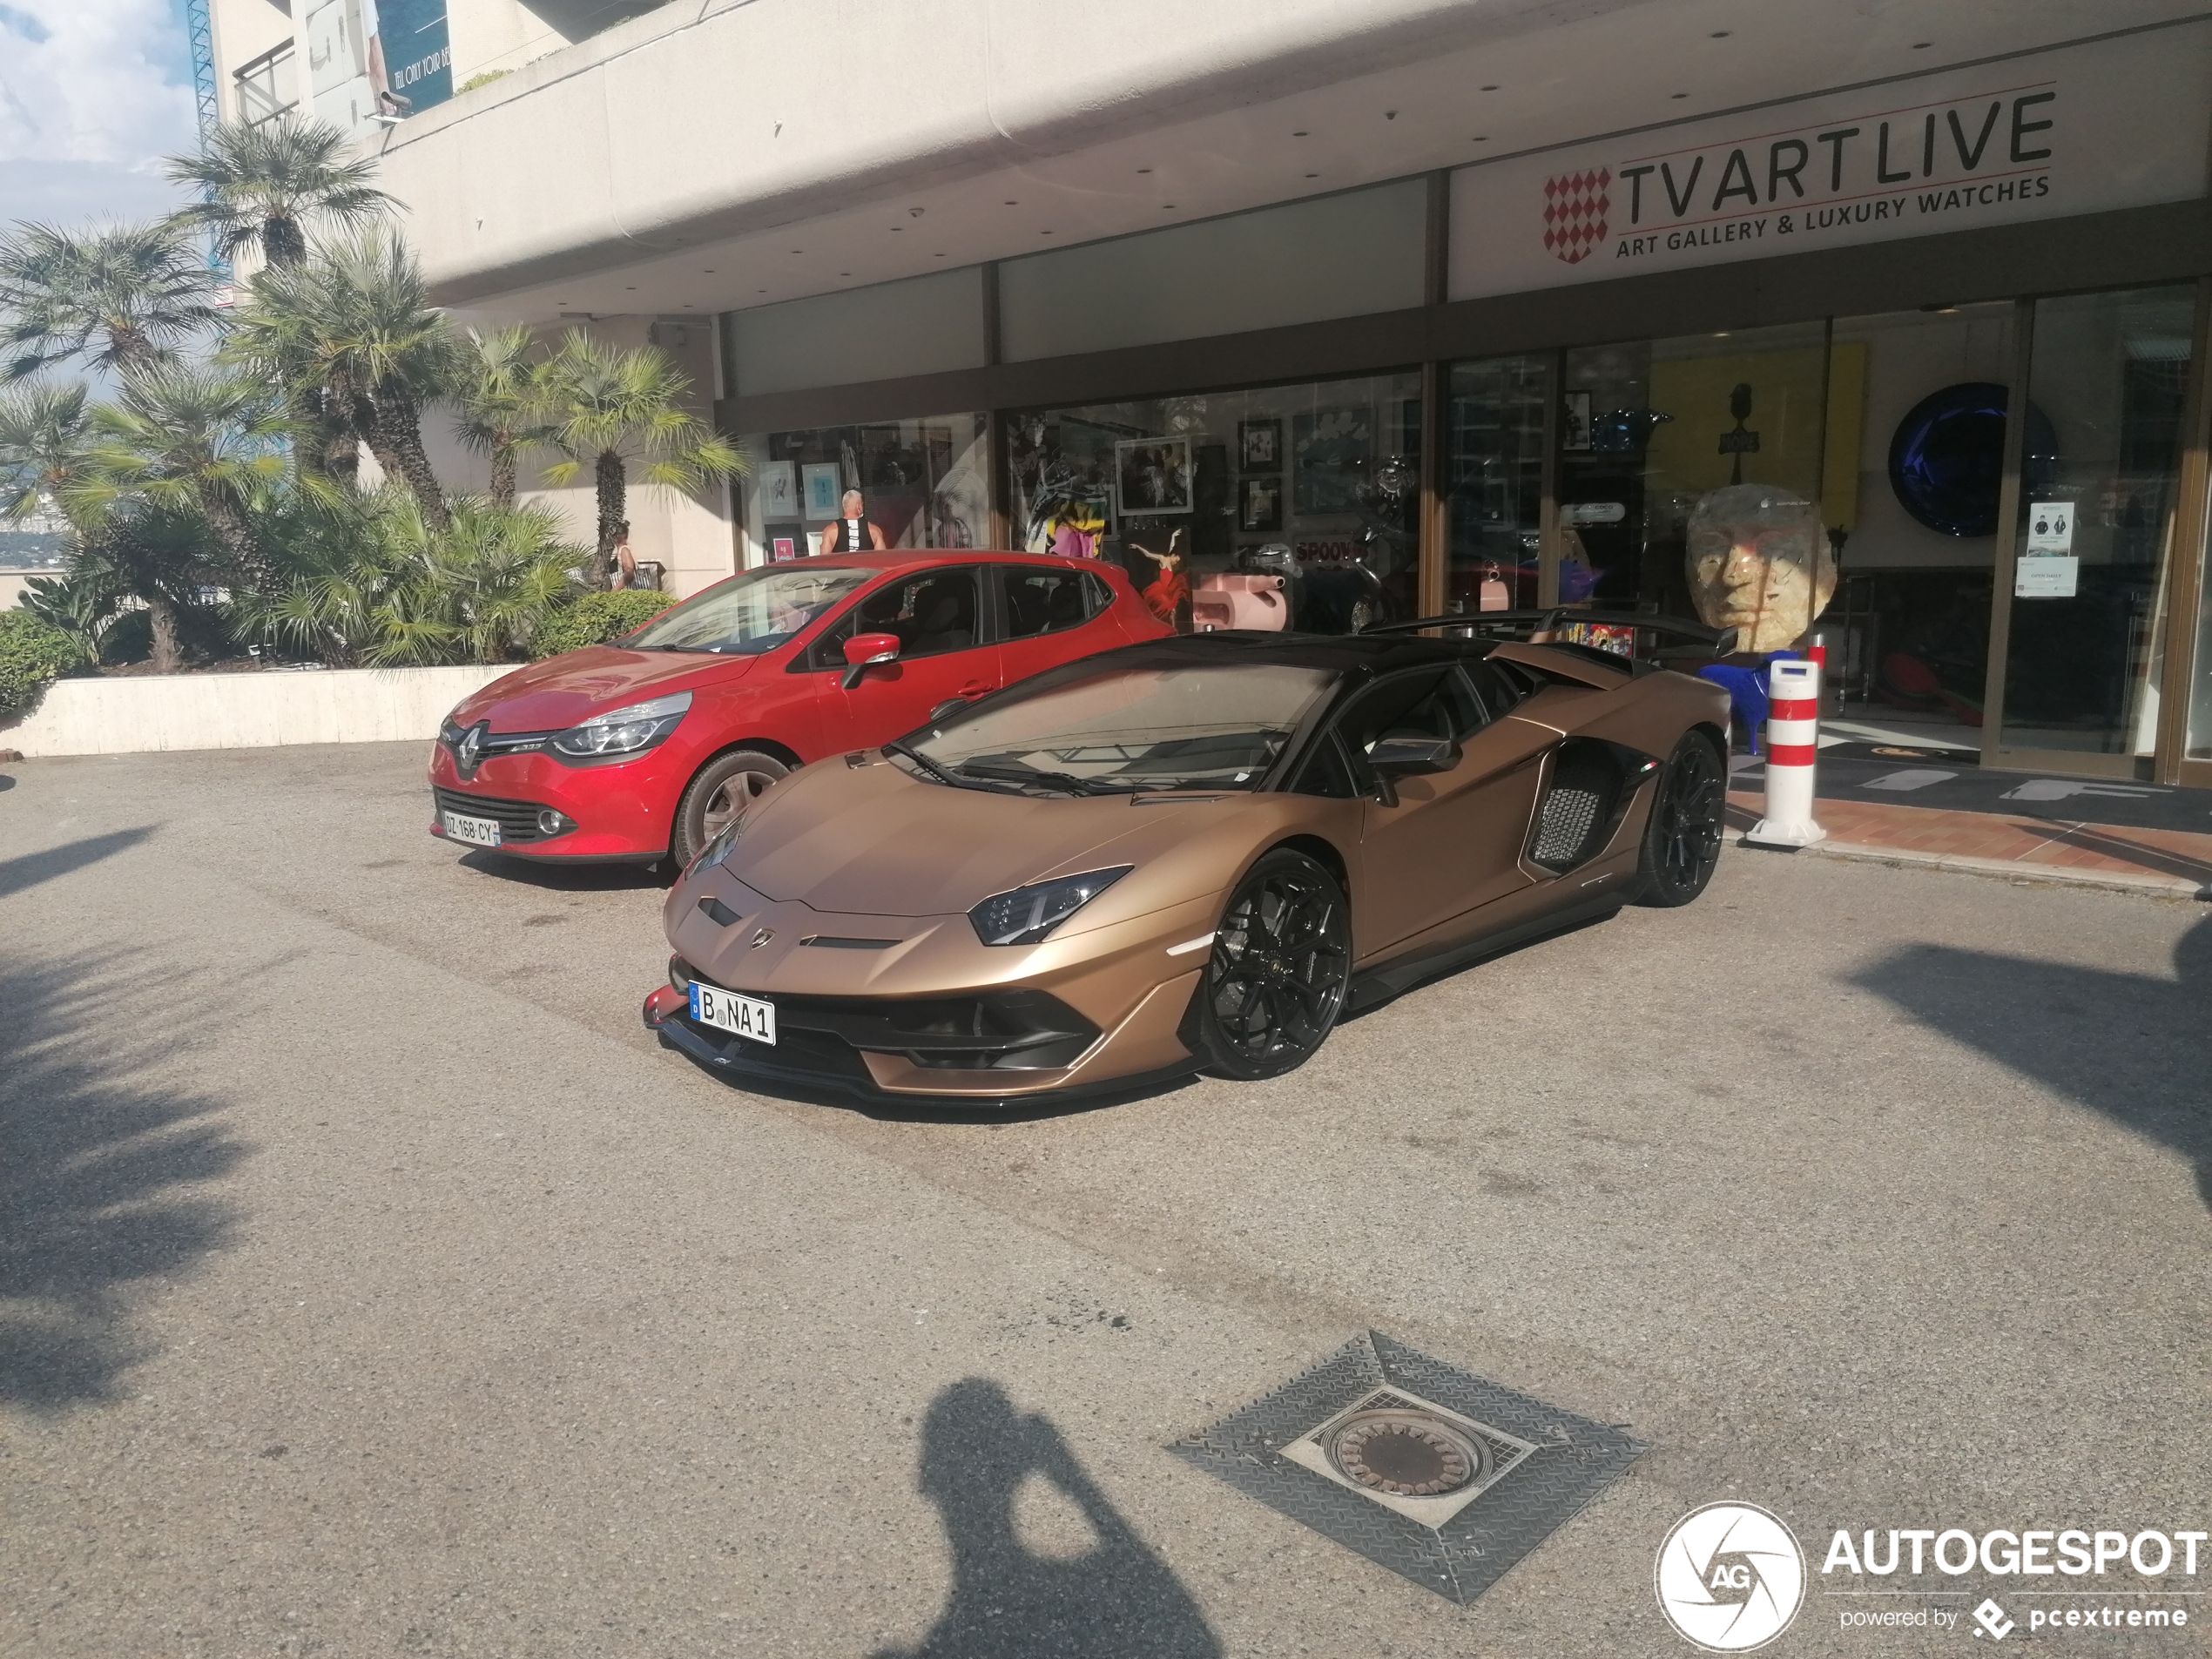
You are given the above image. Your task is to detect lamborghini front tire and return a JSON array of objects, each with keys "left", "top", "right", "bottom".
[
  {"left": 1191, "top": 849, "right": 1352, "bottom": 1080},
  {"left": 1635, "top": 730, "right": 1726, "bottom": 907}
]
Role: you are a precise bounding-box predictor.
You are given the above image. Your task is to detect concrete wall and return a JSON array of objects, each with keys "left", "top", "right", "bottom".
[{"left": 0, "top": 665, "right": 516, "bottom": 759}]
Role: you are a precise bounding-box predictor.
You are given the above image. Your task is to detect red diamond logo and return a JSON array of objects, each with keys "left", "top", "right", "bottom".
[{"left": 1541, "top": 168, "right": 1611, "bottom": 264}]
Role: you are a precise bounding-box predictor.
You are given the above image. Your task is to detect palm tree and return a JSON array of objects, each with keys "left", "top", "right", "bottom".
[
  {"left": 531, "top": 331, "right": 744, "bottom": 587},
  {"left": 238, "top": 490, "right": 581, "bottom": 666},
  {"left": 165, "top": 118, "right": 395, "bottom": 270},
  {"left": 0, "top": 381, "right": 219, "bottom": 671},
  {"left": 453, "top": 325, "right": 548, "bottom": 509},
  {"left": 0, "top": 219, "right": 219, "bottom": 381},
  {"left": 68, "top": 363, "right": 291, "bottom": 597},
  {"left": 226, "top": 233, "right": 456, "bottom": 520}
]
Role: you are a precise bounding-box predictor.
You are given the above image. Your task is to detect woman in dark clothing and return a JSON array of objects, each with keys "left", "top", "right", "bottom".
[{"left": 826, "top": 489, "right": 888, "bottom": 553}]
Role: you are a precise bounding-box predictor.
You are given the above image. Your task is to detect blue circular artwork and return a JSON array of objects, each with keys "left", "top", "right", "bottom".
[{"left": 1887, "top": 381, "right": 2060, "bottom": 537}]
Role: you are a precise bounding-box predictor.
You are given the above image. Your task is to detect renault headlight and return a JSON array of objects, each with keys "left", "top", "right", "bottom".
[
  {"left": 968, "top": 867, "right": 1132, "bottom": 947},
  {"left": 551, "top": 691, "right": 691, "bottom": 759}
]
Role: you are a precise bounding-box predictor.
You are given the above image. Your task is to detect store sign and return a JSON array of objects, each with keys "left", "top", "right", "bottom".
[
  {"left": 2016, "top": 501, "right": 2079, "bottom": 597},
  {"left": 1451, "top": 24, "right": 2212, "bottom": 300}
]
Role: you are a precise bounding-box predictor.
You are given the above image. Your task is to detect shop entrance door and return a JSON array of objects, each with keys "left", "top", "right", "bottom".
[{"left": 1982, "top": 287, "right": 2202, "bottom": 779}]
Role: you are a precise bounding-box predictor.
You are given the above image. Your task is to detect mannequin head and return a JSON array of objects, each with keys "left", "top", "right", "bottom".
[{"left": 1684, "top": 483, "right": 1835, "bottom": 653}]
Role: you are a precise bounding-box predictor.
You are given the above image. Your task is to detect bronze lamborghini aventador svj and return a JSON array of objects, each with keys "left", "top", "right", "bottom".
[{"left": 643, "top": 617, "right": 1733, "bottom": 1102}]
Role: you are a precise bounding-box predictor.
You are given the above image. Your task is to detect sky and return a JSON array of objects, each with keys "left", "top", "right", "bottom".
[{"left": 0, "top": 0, "right": 201, "bottom": 232}]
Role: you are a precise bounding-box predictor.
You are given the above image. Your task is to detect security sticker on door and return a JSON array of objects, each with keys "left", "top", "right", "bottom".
[{"left": 2016, "top": 502, "right": 2078, "bottom": 598}]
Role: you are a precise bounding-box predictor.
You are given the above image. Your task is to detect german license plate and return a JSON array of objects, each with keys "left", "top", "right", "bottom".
[
  {"left": 690, "top": 982, "right": 777, "bottom": 1046},
  {"left": 442, "top": 809, "right": 501, "bottom": 847}
]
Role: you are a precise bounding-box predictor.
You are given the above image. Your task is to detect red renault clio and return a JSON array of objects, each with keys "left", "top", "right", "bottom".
[{"left": 428, "top": 551, "right": 1168, "bottom": 868}]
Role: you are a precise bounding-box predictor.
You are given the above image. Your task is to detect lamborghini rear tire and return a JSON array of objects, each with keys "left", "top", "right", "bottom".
[
  {"left": 1191, "top": 849, "right": 1352, "bottom": 1080},
  {"left": 1635, "top": 729, "right": 1726, "bottom": 907}
]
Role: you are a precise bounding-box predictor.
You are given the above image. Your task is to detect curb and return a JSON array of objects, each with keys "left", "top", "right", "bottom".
[{"left": 1730, "top": 833, "right": 2209, "bottom": 900}]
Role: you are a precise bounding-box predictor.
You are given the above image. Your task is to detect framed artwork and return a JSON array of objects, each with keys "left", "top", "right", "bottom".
[
  {"left": 801, "top": 462, "right": 844, "bottom": 519},
  {"left": 1561, "top": 391, "right": 1594, "bottom": 452},
  {"left": 1291, "top": 407, "right": 1373, "bottom": 514},
  {"left": 1238, "top": 418, "right": 1282, "bottom": 471},
  {"left": 769, "top": 533, "right": 799, "bottom": 562},
  {"left": 1115, "top": 437, "right": 1193, "bottom": 516},
  {"left": 1239, "top": 475, "right": 1282, "bottom": 533},
  {"left": 758, "top": 460, "right": 799, "bottom": 518}
]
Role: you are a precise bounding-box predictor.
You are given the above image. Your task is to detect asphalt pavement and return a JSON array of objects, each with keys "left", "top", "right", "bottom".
[{"left": 3, "top": 742, "right": 2207, "bottom": 1658}]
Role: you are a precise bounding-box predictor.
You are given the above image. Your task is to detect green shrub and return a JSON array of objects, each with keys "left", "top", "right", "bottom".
[
  {"left": 531, "top": 590, "right": 673, "bottom": 658},
  {"left": 0, "top": 610, "right": 90, "bottom": 722}
]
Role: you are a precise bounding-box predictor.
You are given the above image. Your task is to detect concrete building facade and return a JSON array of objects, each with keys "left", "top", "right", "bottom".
[{"left": 205, "top": 0, "right": 2212, "bottom": 785}]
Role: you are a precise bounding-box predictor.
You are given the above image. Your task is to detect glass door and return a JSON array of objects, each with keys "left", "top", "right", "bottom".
[{"left": 1986, "top": 287, "right": 2199, "bottom": 774}]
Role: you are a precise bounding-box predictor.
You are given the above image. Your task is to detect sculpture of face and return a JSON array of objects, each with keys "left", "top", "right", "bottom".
[{"left": 1684, "top": 483, "right": 1836, "bottom": 653}]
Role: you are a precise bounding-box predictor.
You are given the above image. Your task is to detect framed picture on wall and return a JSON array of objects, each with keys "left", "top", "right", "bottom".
[
  {"left": 1561, "top": 391, "right": 1593, "bottom": 451},
  {"left": 802, "top": 462, "right": 844, "bottom": 519},
  {"left": 1291, "top": 407, "right": 1373, "bottom": 514},
  {"left": 1239, "top": 475, "right": 1282, "bottom": 533},
  {"left": 1115, "top": 437, "right": 1193, "bottom": 516},
  {"left": 758, "top": 460, "right": 799, "bottom": 518},
  {"left": 1238, "top": 418, "right": 1281, "bottom": 471},
  {"left": 768, "top": 529, "right": 800, "bottom": 562}
]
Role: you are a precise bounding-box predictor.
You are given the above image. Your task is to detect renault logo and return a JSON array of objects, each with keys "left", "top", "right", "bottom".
[
  {"left": 455, "top": 720, "right": 488, "bottom": 779},
  {"left": 749, "top": 927, "right": 775, "bottom": 949}
]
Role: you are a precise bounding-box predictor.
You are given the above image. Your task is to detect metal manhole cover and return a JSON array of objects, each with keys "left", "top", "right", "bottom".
[{"left": 1170, "top": 1331, "right": 1645, "bottom": 1607}]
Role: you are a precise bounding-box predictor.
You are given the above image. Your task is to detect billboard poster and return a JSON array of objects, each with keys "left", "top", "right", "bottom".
[{"left": 372, "top": 0, "right": 453, "bottom": 117}]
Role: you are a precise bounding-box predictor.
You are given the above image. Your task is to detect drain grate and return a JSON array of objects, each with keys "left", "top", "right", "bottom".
[{"left": 1170, "top": 1332, "right": 1645, "bottom": 1606}]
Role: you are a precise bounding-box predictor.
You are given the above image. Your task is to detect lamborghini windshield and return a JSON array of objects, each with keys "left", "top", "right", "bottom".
[
  {"left": 624, "top": 564, "right": 874, "bottom": 655},
  {"left": 907, "top": 658, "right": 1337, "bottom": 793}
]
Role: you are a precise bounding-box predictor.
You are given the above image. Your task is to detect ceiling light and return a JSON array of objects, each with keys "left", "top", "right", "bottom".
[
  {"left": 1913, "top": 40, "right": 1932, "bottom": 48},
  {"left": 840, "top": 271, "right": 851, "bottom": 276},
  {"left": 1292, "top": 130, "right": 1308, "bottom": 137},
  {"left": 1670, "top": 91, "right": 1689, "bottom": 98},
  {"left": 1136, "top": 167, "right": 1151, "bottom": 174},
  {"left": 1040, "top": 230, "right": 1054, "bottom": 235},
  {"left": 1710, "top": 30, "right": 1730, "bottom": 37},
  {"left": 1480, "top": 84, "right": 1498, "bottom": 91},
  {"left": 1472, "top": 136, "right": 1489, "bottom": 143},
  {"left": 1163, "top": 204, "right": 1176, "bottom": 209},
  {"left": 907, "top": 207, "right": 925, "bottom": 218},
  {"left": 1385, "top": 111, "right": 1397, "bottom": 120},
  {"left": 1003, "top": 199, "right": 1017, "bottom": 205},
  {"left": 1305, "top": 172, "right": 1318, "bottom": 179}
]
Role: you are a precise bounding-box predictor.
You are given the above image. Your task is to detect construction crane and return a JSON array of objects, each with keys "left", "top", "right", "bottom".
[{"left": 181, "top": 0, "right": 229, "bottom": 277}]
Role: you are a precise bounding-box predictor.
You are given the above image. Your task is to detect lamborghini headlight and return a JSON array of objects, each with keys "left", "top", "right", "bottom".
[
  {"left": 550, "top": 691, "right": 692, "bottom": 758},
  {"left": 692, "top": 808, "right": 752, "bottom": 874},
  {"left": 968, "top": 867, "right": 1132, "bottom": 947}
]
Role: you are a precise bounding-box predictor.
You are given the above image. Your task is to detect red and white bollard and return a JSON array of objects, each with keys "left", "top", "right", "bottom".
[{"left": 1745, "top": 657, "right": 1826, "bottom": 848}]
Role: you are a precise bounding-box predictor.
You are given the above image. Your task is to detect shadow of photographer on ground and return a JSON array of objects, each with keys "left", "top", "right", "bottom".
[{"left": 875, "top": 1378, "right": 1221, "bottom": 1659}]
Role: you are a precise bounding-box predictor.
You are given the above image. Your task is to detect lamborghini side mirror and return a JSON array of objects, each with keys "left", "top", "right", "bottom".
[{"left": 1367, "top": 736, "right": 1460, "bottom": 774}]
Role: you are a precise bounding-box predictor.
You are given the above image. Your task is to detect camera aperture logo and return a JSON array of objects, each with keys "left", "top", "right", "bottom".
[{"left": 1657, "top": 1502, "right": 1808, "bottom": 1651}]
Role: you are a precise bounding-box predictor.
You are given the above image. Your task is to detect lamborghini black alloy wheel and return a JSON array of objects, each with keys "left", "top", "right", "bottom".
[
  {"left": 1638, "top": 731, "right": 1726, "bottom": 907},
  {"left": 1197, "top": 849, "right": 1352, "bottom": 1080}
]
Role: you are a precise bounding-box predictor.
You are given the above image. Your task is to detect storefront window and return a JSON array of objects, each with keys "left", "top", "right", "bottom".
[
  {"left": 1560, "top": 321, "right": 1832, "bottom": 644},
  {"left": 1998, "top": 286, "right": 2196, "bottom": 759},
  {"left": 735, "top": 414, "right": 988, "bottom": 567},
  {"left": 1008, "top": 373, "right": 1420, "bottom": 634},
  {"left": 1446, "top": 355, "right": 1548, "bottom": 615}
]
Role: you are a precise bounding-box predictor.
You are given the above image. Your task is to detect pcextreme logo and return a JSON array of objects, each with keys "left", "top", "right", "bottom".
[{"left": 1656, "top": 1502, "right": 1808, "bottom": 1651}]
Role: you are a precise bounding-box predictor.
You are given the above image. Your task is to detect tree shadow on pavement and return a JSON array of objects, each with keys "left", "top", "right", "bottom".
[
  {"left": 0, "top": 951, "right": 247, "bottom": 1409},
  {"left": 874, "top": 1379, "right": 1221, "bottom": 1659},
  {"left": 1848, "top": 914, "right": 2211, "bottom": 1210},
  {"left": 0, "top": 826, "right": 156, "bottom": 901}
]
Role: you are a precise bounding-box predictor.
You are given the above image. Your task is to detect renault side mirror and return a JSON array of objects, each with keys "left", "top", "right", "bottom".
[{"left": 841, "top": 631, "right": 900, "bottom": 690}]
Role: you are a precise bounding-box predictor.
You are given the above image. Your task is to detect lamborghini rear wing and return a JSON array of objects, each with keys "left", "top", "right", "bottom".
[{"left": 1359, "top": 608, "right": 1740, "bottom": 662}]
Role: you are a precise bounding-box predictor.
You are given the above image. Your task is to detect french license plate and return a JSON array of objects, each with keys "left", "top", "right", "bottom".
[
  {"left": 442, "top": 809, "right": 502, "bottom": 847},
  {"left": 690, "top": 982, "right": 777, "bottom": 1046}
]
